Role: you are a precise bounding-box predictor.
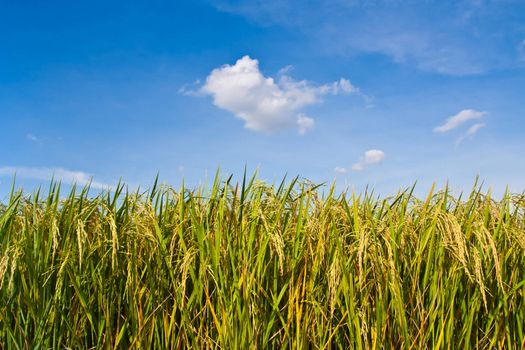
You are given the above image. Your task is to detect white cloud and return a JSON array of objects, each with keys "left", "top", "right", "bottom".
[
  {"left": 198, "top": 55, "right": 359, "bottom": 134},
  {"left": 334, "top": 166, "right": 348, "bottom": 174},
  {"left": 456, "top": 122, "right": 486, "bottom": 145},
  {"left": 466, "top": 122, "right": 486, "bottom": 136},
  {"left": 296, "top": 114, "right": 315, "bottom": 135},
  {"left": 178, "top": 80, "right": 202, "bottom": 96},
  {"left": 352, "top": 149, "right": 385, "bottom": 171},
  {"left": 214, "top": 0, "right": 523, "bottom": 75},
  {"left": 0, "top": 166, "right": 113, "bottom": 190},
  {"left": 278, "top": 65, "right": 293, "bottom": 75},
  {"left": 319, "top": 78, "right": 360, "bottom": 95},
  {"left": 433, "top": 109, "right": 487, "bottom": 133}
]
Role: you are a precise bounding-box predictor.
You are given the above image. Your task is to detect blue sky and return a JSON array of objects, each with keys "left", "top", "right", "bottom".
[{"left": 1, "top": 0, "right": 525, "bottom": 198}]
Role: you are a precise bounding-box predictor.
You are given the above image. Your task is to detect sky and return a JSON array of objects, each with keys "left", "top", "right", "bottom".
[{"left": 1, "top": 0, "right": 525, "bottom": 199}]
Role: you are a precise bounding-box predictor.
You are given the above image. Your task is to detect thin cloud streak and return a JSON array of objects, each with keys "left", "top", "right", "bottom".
[
  {"left": 434, "top": 109, "right": 487, "bottom": 133},
  {"left": 0, "top": 166, "right": 113, "bottom": 190},
  {"left": 466, "top": 123, "right": 486, "bottom": 136},
  {"left": 214, "top": 0, "right": 525, "bottom": 75},
  {"left": 456, "top": 122, "right": 486, "bottom": 146}
]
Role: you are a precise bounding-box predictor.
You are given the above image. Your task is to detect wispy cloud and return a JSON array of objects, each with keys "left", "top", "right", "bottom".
[
  {"left": 352, "top": 149, "right": 385, "bottom": 171},
  {"left": 518, "top": 38, "right": 525, "bottom": 62},
  {"left": 334, "top": 166, "right": 348, "bottom": 174},
  {"left": 26, "top": 133, "right": 38, "bottom": 142},
  {"left": 187, "top": 55, "right": 361, "bottom": 134},
  {"left": 178, "top": 80, "right": 202, "bottom": 96},
  {"left": 434, "top": 109, "right": 487, "bottom": 133},
  {"left": 214, "top": 0, "right": 524, "bottom": 75},
  {"left": 0, "top": 166, "right": 113, "bottom": 190},
  {"left": 466, "top": 122, "right": 486, "bottom": 136},
  {"left": 456, "top": 122, "right": 486, "bottom": 145}
]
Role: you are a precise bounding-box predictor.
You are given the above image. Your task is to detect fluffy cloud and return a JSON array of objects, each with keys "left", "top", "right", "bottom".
[
  {"left": 199, "top": 56, "right": 359, "bottom": 134},
  {"left": 433, "top": 109, "right": 487, "bottom": 133},
  {"left": 352, "top": 149, "right": 385, "bottom": 171},
  {"left": 0, "top": 166, "right": 113, "bottom": 190}
]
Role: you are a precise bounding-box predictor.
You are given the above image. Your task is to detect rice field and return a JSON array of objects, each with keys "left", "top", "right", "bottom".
[{"left": 1, "top": 174, "right": 524, "bottom": 349}]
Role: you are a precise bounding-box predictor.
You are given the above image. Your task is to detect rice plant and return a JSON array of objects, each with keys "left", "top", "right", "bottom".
[{"left": 0, "top": 173, "right": 524, "bottom": 349}]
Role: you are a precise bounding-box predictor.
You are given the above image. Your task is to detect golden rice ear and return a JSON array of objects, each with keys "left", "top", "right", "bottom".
[{"left": 0, "top": 174, "right": 523, "bottom": 348}]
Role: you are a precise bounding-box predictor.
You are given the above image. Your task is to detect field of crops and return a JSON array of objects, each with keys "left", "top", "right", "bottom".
[{"left": 1, "top": 174, "right": 524, "bottom": 349}]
